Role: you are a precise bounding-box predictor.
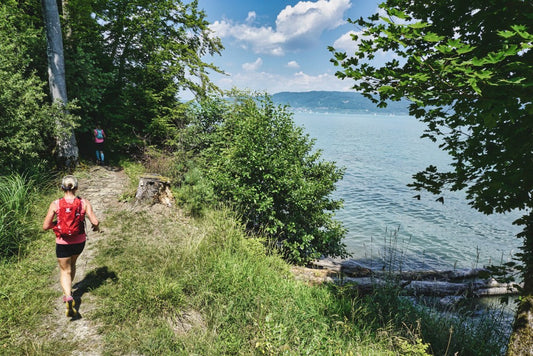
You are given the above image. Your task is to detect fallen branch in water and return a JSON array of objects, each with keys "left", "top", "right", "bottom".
[{"left": 290, "top": 258, "right": 522, "bottom": 297}]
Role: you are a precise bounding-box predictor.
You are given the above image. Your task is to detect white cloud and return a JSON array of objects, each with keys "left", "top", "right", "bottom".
[
  {"left": 333, "top": 29, "right": 403, "bottom": 66},
  {"left": 246, "top": 11, "right": 256, "bottom": 23},
  {"left": 276, "top": 0, "right": 349, "bottom": 42},
  {"left": 242, "top": 57, "right": 263, "bottom": 71},
  {"left": 287, "top": 60, "right": 300, "bottom": 69},
  {"left": 210, "top": 0, "right": 351, "bottom": 56},
  {"left": 211, "top": 69, "right": 353, "bottom": 95},
  {"left": 332, "top": 30, "right": 361, "bottom": 53}
]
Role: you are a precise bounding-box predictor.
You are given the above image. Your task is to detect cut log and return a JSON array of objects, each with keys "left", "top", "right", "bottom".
[
  {"left": 299, "top": 258, "right": 522, "bottom": 297},
  {"left": 335, "top": 276, "right": 520, "bottom": 297},
  {"left": 135, "top": 174, "right": 174, "bottom": 206},
  {"left": 310, "top": 258, "right": 489, "bottom": 280}
]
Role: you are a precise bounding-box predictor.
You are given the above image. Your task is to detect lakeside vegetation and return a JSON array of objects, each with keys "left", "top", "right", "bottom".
[
  {"left": 0, "top": 164, "right": 510, "bottom": 354},
  {"left": 1, "top": 0, "right": 531, "bottom": 353}
]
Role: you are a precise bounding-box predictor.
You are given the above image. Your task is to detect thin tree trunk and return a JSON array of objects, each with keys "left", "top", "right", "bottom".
[
  {"left": 42, "top": 0, "right": 78, "bottom": 167},
  {"left": 61, "top": 0, "right": 72, "bottom": 39},
  {"left": 507, "top": 212, "right": 533, "bottom": 356}
]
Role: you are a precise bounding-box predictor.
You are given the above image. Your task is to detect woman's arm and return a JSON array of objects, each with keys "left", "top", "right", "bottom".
[
  {"left": 42, "top": 201, "right": 56, "bottom": 230},
  {"left": 84, "top": 199, "right": 99, "bottom": 230}
]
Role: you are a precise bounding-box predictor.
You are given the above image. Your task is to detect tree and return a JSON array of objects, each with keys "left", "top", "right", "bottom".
[
  {"left": 194, "top": 92, "right": 347, "bottom": 264},
  {"left": 42, "top": 0, "right": 79, "bottom": 167},
  {"left": 329, "top": 0, "right": 532, "bottom": 354},
  {"left": 65, "top": 0, "right": 223, "bottom": 151}
]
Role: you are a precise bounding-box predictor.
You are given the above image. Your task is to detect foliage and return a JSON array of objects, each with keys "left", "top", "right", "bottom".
[
  {"left": 331, "top": 0, "right": 532, "bottom": 212},
  {"left": 330, "top": 0, "right": 532, "bottom": 350},
  {"left": 330, "top": 0, "right": 532, "bottom": 216},
  {"left": 0, "top": 0, "right": 223, "bottom": 166},
  {"left": 0, "top": 2, "right": 57, "bottom": 173},
  {"left": 184, "top": 92, "right": 347, "bottom": 264},
  {"left": 62, "top": 0, "right": 224, "bottom": 153}
]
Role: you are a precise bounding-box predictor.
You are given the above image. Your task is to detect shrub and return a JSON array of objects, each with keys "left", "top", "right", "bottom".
[{"left": 192, "top": 92, "right": 347, "bottom": 263}]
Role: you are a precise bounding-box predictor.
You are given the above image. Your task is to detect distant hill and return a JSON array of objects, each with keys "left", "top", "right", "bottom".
[{"left": 271, "top": 91, "right": 410, "bottom": 114}]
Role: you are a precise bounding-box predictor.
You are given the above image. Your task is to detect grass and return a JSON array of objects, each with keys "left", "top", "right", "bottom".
[
  {"left": 91, "top": 206, "right": 417, "bottom": 355},
  {"left": 0, "top": 187, "right": 62, "bottom": 353},
  {"left": 0, "top": 173, "right": 39, "bottom": 259},
  {"left": 0, "top": 163, "right": 511, "bottom": 355}
]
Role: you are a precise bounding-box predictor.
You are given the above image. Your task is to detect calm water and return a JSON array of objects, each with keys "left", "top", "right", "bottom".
[{"left": 293, "top": 112, "right": 522, "bottom": 271}]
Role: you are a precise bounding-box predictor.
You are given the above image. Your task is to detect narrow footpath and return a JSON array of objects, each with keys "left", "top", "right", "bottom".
[{"left": 40, "top": 165, "right": 128, "bottom": 355}]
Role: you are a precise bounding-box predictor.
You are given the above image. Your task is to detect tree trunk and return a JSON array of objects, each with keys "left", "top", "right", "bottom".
[
  {"left": 61, "top": 0, "right": 72, "bottom": 40},
  {"left": 301, "top": 259, "right": 521, "bottom": 297},
  {"left": 506, "top": 212, "right": 533, "bottom": 356},
  {"left": 42, "top": 0, "right": 78, "bottom": 167},
  {"left": 135, "top": 174, "right": 174, "bottom": 206}
]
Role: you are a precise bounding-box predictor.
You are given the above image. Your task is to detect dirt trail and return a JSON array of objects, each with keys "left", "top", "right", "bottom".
[{"left": 41, "top": 165, "right": 129, "bottom": 355}]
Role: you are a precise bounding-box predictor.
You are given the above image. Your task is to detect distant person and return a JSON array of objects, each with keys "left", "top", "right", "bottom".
[
  {"left": 42, "top": 175, "right": 99, "bottom": 317},
  {"left": 93, "top": 124, "right": 106, "bottom": 165}
]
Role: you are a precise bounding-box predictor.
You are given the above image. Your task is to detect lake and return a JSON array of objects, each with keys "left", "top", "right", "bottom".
[{"left": 293, "top": 111, "right": 522, "bottom": 271}]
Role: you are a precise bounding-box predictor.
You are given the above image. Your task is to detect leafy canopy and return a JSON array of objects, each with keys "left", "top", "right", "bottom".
[
  {"left": 87, "top": 0, "right": 223, "bottom": 147},
  {"left": 330, "top": 4, "right": 533, "bottom": 343},
  {"left": 330, "top": 0, "right": 532, "bottom": 219}
]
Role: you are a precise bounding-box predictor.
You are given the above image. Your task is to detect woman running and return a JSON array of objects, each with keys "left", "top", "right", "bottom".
[{"left": 42, "top": 175, "right": 99, "bottom": 317}]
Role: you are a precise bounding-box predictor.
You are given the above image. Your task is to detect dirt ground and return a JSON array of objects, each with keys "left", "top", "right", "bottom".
[{"left": 40, "top": 165, "right": 129, "bottom": 355}]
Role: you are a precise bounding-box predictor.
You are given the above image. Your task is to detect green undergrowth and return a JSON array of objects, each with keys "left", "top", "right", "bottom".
[
  {"left": 0, "top": 163, "right": 509, "bottom": 355},
  {"left": 0, "top": 180, "right": 66, "bottom": 354},
  {"left": 89, "top": 206, "right": 428, "bottom": 355}
]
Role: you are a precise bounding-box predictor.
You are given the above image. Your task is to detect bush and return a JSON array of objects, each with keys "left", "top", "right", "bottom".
[{"left": 189, "top": 92, "right": 347, "bottom": 263}]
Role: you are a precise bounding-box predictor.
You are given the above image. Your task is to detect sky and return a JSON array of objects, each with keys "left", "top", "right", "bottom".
[{"left": 193, "top": 0, "right": 383, "bottom": 97}]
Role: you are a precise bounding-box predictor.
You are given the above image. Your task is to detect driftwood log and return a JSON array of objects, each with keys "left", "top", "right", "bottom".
[
  {"left": 291, "top": 258, "right": 522, "bottom": 297},
  {"left": 135, "top": 174, "right": 174, "bottom": 206},
  {"left": 338, "top": 276, "right": 519, "bottom": 297}
]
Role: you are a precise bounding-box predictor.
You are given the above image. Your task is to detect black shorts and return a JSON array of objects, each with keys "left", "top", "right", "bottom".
[
  {"left": 95, "top": 142, "right": 105, "bottom": 150},
  {"left": 56, "top": 241, "right": 86, "bottom": 258}
]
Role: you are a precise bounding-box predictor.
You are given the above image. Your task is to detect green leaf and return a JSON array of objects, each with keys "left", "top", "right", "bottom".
[
  {"left": 498, "top": 30, "right": 516, "bottom": 39},
  {"left": 408, "top": 21, "right": 430, "bottom": 29},
  {"left": 387, "top": 8, "right": 409, "bottom": 20},
  {"left": 423, "top": 32, "right": 445, "bottom": 42},
  {"left": 378, "top": 85, "right": 395, "bottom": 94},
  {"left": 467, "top": 78, "right": 482, "bottom": 94},
  {"left": 456, "top": 44, "right": 475, "bottom": 54}
]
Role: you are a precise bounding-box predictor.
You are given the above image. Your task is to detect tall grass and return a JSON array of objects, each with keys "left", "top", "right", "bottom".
[
  {"left": 359, "top": 225, "right": 511, "bottom": 355},
  {"left": 0, "top": 173, "right": 62, "bottom": 354},
  {"left": 0, "top": 173, "right": 37, "bottom": 260},
  {"left": 89, "top": 207, "right": 429, "bottom": 355}
]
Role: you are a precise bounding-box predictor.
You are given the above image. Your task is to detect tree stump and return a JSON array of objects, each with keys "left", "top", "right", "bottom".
[{"left": 135, "top": 174, "right": 174, "bottom": 206}]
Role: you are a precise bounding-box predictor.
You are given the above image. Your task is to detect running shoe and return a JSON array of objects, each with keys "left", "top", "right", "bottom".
[{"left": 63, "top": 296, "right": 77, "bottom": 317}]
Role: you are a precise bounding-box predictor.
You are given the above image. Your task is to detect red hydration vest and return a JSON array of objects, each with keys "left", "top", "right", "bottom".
[{"left": 53, "top": 197, "right": 85, "bottom": 238}]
